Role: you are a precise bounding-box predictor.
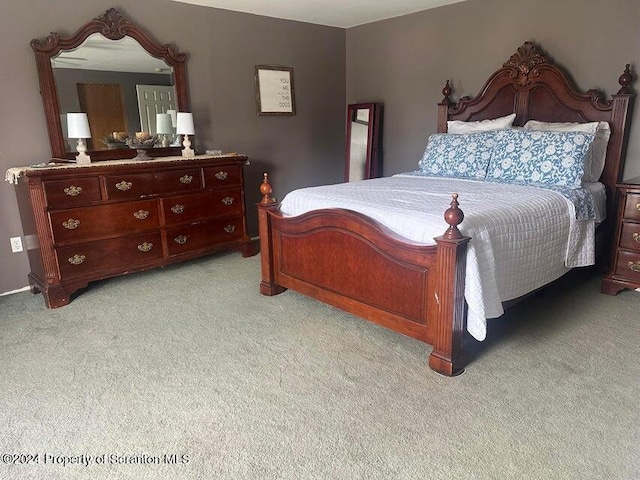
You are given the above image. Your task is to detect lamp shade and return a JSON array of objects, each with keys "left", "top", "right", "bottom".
[
  {"left": 67, "top": 113, "right": 91, "bottom": 138},
  {"left": 176, "top": 112, "right": 195, "bottom": 135},
  {"left": 166, "top": 109, "right": 177, "bottom": 128},
  {"left": 156, "top": 113, "right": 173, "bottom": 134}
]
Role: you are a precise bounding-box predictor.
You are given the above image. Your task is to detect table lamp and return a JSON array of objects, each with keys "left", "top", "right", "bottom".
[
  {"left": 67, "top": 113, "right": 91, "bottom": 164},
  {"left": 176, "top": 112, "right": 195, "bottom": 157},
  {"left": 156, "top": 113, "right": 173, "bottom": 148}
]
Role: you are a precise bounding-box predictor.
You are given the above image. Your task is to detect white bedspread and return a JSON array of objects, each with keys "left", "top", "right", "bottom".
[{"left": 279, "top": 176, "right": 602, "bottom": 341}]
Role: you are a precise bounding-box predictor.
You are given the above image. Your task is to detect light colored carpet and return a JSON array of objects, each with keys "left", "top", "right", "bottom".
[{"left": 0, "top": 252, "right": 638, "bottom": 480}]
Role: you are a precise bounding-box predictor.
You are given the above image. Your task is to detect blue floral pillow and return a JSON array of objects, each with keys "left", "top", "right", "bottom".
[
  {"left": 419, "top": 131, "right": 497, "bottom": 179},
  {"left": 486, "top": 129, "right": 595, "bottom": 188}
]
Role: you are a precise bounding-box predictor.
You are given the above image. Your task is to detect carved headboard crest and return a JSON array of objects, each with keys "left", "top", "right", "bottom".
[{"left": 503, "top": 41, "right": 548, "bottom": 86}]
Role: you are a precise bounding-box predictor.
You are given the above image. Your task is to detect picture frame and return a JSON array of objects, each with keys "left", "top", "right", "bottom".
[
  {"left": 255, "top": 65, "right": 296, "bottom": 116},
  {"left": 354, "top": 108, "right": 370, "bottom": 125}
]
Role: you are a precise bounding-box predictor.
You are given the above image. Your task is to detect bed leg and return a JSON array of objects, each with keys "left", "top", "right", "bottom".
[
  {"left": 257, "top": 173, "right": 286, "bottom": 296},
  {"left": 428, "top": 194, "right": 470, "bottom": 376}
]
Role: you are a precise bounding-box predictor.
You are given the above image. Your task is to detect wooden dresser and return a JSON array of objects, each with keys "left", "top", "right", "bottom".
[
  {"left": 601, "top": 175, "right": 640, "bottom": 295},
  {"left": 13, "top": 154, "right": 256, "bottom": 308}
]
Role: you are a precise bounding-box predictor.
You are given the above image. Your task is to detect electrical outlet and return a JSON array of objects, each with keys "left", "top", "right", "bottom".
[{"left": 10, "top": 236, "right": 23, "bottom": 253}]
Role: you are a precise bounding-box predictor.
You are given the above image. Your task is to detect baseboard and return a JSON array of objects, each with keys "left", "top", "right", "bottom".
[{"left": 0, "top": 286, "right": 30, "bottom": 296}]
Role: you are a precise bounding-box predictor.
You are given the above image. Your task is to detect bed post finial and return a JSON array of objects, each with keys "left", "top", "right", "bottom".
[
  {"left": 618, "top": 64, "right": 633, "bottom": 94},
  {"left": 443, "top": 193, "right": 464, "bottom": 240},
  {"left": 441, "top": 80, "right": 452, "bottom": 104},
  {"left": 260, "top": 172, "right": 275, "bottom": 204}
]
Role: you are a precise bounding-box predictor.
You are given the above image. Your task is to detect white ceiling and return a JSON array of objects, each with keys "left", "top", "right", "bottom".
[{"left": 170, "top": 0, "right": 469, "bottom": 28}]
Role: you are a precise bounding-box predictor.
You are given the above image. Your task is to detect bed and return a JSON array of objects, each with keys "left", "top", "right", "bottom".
[{"left": 256, "top": 42, "right": 635, "bottom": 376}]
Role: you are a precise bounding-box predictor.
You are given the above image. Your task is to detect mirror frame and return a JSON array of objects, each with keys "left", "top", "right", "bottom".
[
  {"left": 345, "top": 103, "right": 382, "bottom": 182},
  {"left": 31, "top": 8, "right": 189, "bottom": 161}
]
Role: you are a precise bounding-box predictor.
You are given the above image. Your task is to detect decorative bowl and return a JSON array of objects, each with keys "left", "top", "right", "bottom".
[{"left": 125, "top": 134, "right": 158, "bottom": 160}]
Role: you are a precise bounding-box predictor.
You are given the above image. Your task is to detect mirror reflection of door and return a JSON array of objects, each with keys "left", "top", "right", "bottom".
[
  {"left": 136, "top": 85, "right": 176, "bottom": 134},
  {"left": 345, "top": 103, "right": 382, "bottom": 182},
  {"left": 77, "top": 83, "right": 127, "bottom": 150}
]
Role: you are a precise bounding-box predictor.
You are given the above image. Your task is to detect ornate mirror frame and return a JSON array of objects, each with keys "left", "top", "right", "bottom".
[
  {"left": 31, "top": 8, "right": 189, "bottom": 161},
  {"left": 345, "top": 103, "right": 382, "bottom": 182}
]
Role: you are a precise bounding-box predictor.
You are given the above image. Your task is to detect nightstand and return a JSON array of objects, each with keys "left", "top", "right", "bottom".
[{"left": 601, "top": 175, "right": 640, "bottom": 295}]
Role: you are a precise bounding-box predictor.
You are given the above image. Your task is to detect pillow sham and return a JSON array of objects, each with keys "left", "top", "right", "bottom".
[
  {"left": 419, "top": 131, "right": 497, "bottom": 179},
  {"left": 523, "top": 120, "right": 610, "bottom": 182},
  {"left": 447, "top": 113, "right": 516, "bottom": 134},
  {"left": 486, "top": 129, "right": 595, "bottom": 188}
]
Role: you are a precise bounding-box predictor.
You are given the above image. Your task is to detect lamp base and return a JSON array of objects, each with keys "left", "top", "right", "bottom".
[
  {"left": 75, "top": 138, "right": 91, "bottom": 164},
  {"left": 75, "top": 153, "right": 91, "bottom": 165},
  {"left": 181, "top": 134, "right": 195, "bottom": 157}
]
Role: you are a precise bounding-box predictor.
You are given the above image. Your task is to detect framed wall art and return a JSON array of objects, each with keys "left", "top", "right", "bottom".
[{"left": 255, "top": 65, "right": 296, "bottom": 116}]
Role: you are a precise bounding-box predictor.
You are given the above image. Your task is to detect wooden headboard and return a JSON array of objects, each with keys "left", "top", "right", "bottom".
[{"left": 436, "top": 42, "right": 635, "bottom": 233}]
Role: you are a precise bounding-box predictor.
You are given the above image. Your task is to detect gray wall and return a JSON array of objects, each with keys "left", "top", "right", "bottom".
[
  {"left": 346, "top": 0, "right": 640, "bottom": 178},
  {"left": 0, "top": 0, "right": 346, "bottom": 294}
]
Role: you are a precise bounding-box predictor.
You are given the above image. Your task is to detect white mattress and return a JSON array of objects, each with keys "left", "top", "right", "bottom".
[{"left": 279, "top": 176, "right": 604, "bottom": 341}]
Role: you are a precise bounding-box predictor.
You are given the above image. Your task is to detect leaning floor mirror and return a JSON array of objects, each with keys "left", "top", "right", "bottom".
[{"left": 345, "top": 103, "right": 382, "bottom": 182}]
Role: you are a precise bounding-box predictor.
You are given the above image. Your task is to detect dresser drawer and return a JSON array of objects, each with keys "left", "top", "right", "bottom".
[
  {"left": 43, "top": 177, "right": 102, "bottom": 207},
  {"left": 166, "top": 217, "right": 244, "bottom": 256},
  {"left": 105, "top": 168, "right": 202, "bottom": 199},
  {"left": 50, "top": 199, "right": 159, "bottom": 243},
  {"left": 619, "top": 222, "right": 640, "bottom": 252},
  {"left": 203, "top": 165, "right": 242, "bottom": 188},
  {"left": 57, "top": 232, "right": 163, "bottom": 279},
  {"left": 614, "top": 250, "right": 640, "bottom": 283},
  {"left": 162, "top": 189, "right": 243, "bottom": 226},
  {"left": 623, "top": 193, "right": 640, "bottom": 221}
]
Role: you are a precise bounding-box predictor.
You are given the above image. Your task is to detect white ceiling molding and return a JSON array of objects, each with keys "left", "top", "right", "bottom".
[{"left": 169, "top": 0, "right": 469, "bottom": 28}]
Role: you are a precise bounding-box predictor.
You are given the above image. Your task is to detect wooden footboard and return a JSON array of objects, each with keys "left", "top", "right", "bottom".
[{"left": 257, "top": 174, "right": 470, "bottom": 376}]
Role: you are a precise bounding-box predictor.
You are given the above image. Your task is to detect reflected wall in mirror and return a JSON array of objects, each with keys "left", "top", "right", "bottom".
[
  {"left": 345, "top": 103, "right": 382, "bottom": 182},
  {"left": 31, "top": 8, "right": 189, "bottom": 161}
]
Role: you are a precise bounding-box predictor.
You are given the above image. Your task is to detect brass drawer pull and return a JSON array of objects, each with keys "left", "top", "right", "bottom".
[
  {"left": 180, "top": 175, "right": 193, "bottom": 184},
  {"left": 629, "top": 261, "right": 640, "bottom": 273},
  {"left": 633, "top": 232, "right": 640, "bottom": 243},
  {"left": 171, "top": 204, "right": 185, "bottom": 214},
  {"left": 215, "top": 171, "right": 228, "bottom": 180},
  {"left": 64, "top": 185, "right": 83, "bottom": 196},
  {"left": 133, "top": 210, "right": 149, "bottom": 220},
  {"left": 68, "top": 254, "right": 86, "bottom": 265},
  {"left": 224, "top": 224, "right": 236, "bottom": 234},
  {"left": 636, "top": 203, "right": 640, "bottom": 211},
  {"left": 116, "top": 181, "right": 132, "bottom": 191},
  {"left": 138, "top": 242, "right": 153, "bottom": 252},
  {"left": 222, "top": 197, "right": 234, "bottom": 206},
  {"left": 174, "top": 235, "right": 189, "bottom": 245},
  {"left": 62, "top": 218, "right": 80, "bottom": 230}
]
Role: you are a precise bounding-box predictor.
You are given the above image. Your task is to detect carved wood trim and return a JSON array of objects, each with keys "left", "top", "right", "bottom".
[{"left": 503, "top": 41, "right": 548, "bottom": 87}]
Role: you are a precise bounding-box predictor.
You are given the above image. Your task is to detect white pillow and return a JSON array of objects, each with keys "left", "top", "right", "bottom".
[
  {"left": 447, "top": 113, "right": 516, "bottom": 134},
  {"left": 523, "top": 120, "right": 611, "bottom": 182}
]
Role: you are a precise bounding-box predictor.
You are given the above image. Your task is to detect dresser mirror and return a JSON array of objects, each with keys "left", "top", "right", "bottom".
[
  {"left": 345, "top": 103, "right": 382, "bottom": 182},
  {"left": 31, "top": 8, "right": 189, "bottom": 161}
]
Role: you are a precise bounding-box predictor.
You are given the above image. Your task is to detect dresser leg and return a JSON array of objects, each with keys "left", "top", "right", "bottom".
[
  {"left": 41, "top": 282, "right": 88, "bottom": 308},
  {"left": 239, "top": 239, "right": 259, "bottom": 257},
  {"left": 42, "top": 286, "right": 72, "bottom": 308},
  {"left": 601, "top": 277, "right": 626, "bottom": 296}
]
